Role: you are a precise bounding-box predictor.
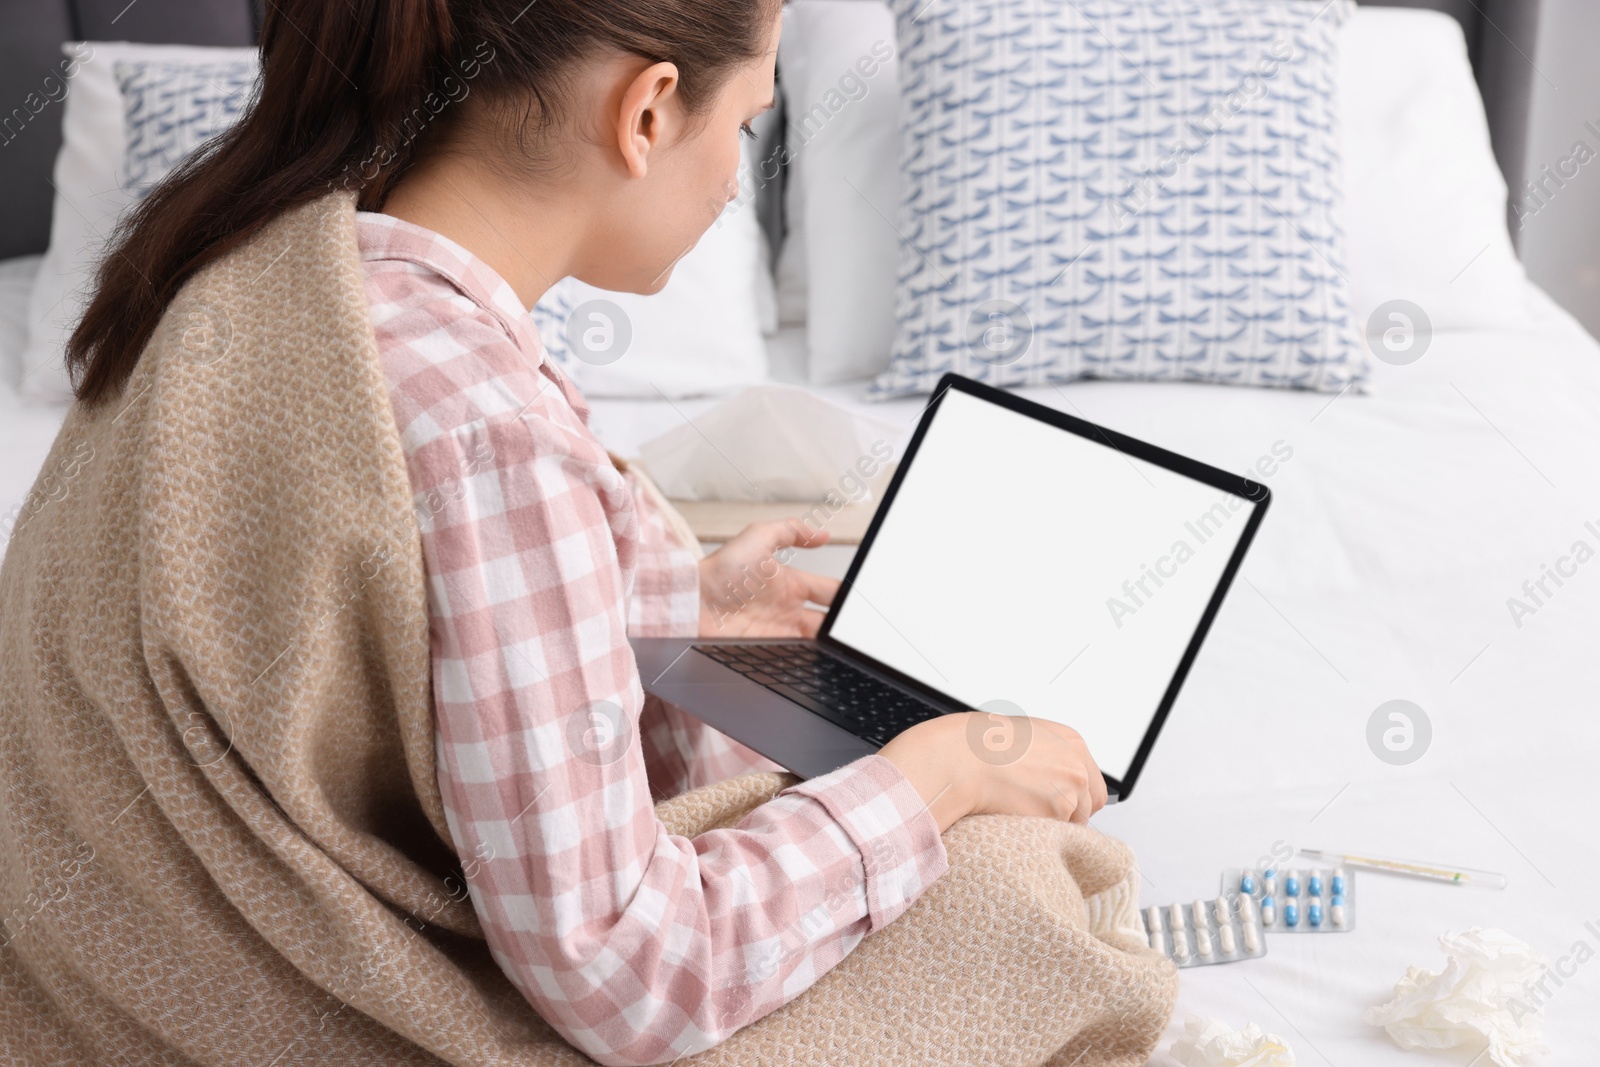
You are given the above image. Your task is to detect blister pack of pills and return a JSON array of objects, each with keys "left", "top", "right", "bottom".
[
  {"left": 1139, "top": 896, "right": 1268, "bottom": 968},
  {"left": 1222, "top": 866, "right": 1355, "bottom": 933}
]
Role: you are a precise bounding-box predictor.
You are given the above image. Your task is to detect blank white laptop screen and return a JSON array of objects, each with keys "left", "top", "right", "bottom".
[{"left": 826, "top": 388, "right": 1258, "bottom": 782}]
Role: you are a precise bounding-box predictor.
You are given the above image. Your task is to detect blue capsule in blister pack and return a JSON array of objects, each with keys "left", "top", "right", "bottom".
[{"left": 1222, "top": 865, "right": 1355, "bottom": 934}]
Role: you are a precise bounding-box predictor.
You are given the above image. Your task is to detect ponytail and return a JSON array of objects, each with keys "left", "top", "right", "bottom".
[{"left": 67, "top": 0, "right": 775, "bottom": 407}]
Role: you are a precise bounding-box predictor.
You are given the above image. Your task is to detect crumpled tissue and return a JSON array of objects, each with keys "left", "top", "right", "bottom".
[
  {"left": 1167, "top": 1015, "right": 1295, "bottom": 1067},
  {"left": 637, "top": 385, "right": 901, "bottom": 502},
  {"left": 1366, "top": 927, "right": 1550, "bottom": 1067}
]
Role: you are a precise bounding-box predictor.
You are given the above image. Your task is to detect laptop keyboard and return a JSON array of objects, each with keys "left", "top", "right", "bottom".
[{"left": 696, "top": 643, "right": 946, "bottom": 747}]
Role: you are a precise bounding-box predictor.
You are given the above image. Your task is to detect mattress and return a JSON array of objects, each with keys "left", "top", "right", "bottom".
[{"left": 3, "top": 256, "right": 1597, "bottom": 1059}]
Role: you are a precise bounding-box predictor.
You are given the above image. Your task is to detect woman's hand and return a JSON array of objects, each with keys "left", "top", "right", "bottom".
[
  {"left": 698, "top": 520, "right": 841, "bottom": 638},
  {"left": 877, "top": 712, "right": 1109, "bottom": 834}
]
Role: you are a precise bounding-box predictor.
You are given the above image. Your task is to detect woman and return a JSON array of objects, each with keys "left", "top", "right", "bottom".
[{"left": 0, "top": 1, "right": 1139, "bottom": 1063}]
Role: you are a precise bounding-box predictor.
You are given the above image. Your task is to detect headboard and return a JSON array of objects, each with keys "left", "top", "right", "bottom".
[
  {"left": 0, "top": 0, "right": 1543, "bottom": 262},
  {"left": 0, "top": 0, "right": 261, "bottom": 260}
]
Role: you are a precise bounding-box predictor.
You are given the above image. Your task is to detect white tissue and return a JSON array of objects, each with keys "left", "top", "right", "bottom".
[
  {"left": 636, "top": 385, "right": 901, "bottom": 502},
  {"left": 1366, "top": 927, "right": 1549, "bottom": 1067},
  {"left": 1168, "top": 1015, "right": 1295, "bottom": 1067}
]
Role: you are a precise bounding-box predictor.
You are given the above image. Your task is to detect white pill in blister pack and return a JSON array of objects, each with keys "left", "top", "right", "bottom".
[
  {"left": 1139, "top": 892, "right": 1268, "bottom": 969},
  {"left": 1146, "top": 905, "right": 1166, "bottom": 954}
]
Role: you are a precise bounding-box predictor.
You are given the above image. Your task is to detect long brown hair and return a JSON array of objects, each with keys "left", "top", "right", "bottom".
[{"left": 67, "top": 0, "right": 777, "bottom": 407}]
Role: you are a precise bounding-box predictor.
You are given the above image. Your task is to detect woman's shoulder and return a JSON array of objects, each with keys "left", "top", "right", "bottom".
[{"left": 355, "top": 215, "right": 584, "bottom": 460}]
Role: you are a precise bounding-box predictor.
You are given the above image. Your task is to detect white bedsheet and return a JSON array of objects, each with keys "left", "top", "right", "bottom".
[
  {"left": 598, "top": 289, "right": 1600, "bottom": 1063},
  {"left": 3, "top": 264, "right": 1597, "bottom": 1061}
]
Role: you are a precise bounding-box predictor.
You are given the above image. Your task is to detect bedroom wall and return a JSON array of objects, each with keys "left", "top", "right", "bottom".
[{"left": 1518, "top": 0, "right": 1600, "bottom": 340}]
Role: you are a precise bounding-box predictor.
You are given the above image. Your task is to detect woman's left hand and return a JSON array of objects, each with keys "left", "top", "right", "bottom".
[{"left": 698, "top": 520, "right": 840, "bottom": 638}]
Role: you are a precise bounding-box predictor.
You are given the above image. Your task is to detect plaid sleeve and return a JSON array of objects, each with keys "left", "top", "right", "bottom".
[
  {"left": 410, "top": 411, "right": 948, "bottom": 1066},
  {"left": 620, "top": 467, "right": 791, "bottom": 799},
  {"left": 621, "top": 466, "right": 701, "bottom": 640}
]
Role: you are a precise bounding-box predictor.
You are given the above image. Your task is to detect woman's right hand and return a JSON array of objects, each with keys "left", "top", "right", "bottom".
[{"left": 877, "top": 711, "right": 1108, "bottom": 835}]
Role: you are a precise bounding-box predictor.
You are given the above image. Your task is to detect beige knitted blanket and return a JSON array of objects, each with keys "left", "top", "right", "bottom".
[{"left": 0, "top": 194, "right": 1176, "bottom": 1065}]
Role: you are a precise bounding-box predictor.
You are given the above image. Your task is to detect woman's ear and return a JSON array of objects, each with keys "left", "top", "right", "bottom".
[{"left": 615, "top": 61, "right": 684, "bottom": 179}]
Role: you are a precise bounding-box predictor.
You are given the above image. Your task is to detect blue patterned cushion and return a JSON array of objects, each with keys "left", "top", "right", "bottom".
[
  {"left": 529, "top": 281, "right": 581, "bottom": 371},
  {"left": 873, "top": 0, "right": 1361, "bottom": 397},
  {"left": 114, "top": 60, "right": 258, "bottom": 198}
]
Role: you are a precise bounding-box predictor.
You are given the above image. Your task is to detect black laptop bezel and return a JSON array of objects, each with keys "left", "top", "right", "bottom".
[{"left": 816, "top": 372, "right": 1271, "bottom": 800}]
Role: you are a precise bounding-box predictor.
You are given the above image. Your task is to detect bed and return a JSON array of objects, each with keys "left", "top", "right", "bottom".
[{"left": 3, "top": 0, "right": 1597, "bottom": 1063}]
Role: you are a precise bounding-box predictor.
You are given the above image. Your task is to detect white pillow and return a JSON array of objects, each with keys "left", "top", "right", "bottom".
[
  {"left": 530, "top": 137, "right": 771, "bottom": 398},
  {"left": 1339, "top": 6, "right": 1528, "bottom": 332},
  {"left": 776, "top": 1, "right": 1529, "bottom": 389},
  {"left": 20, "top": 42, "right": 259, "bottom": 403},
  {"left": 776, "top": 1, "right": 899, "bottom": 383},
  {"left": 1, "top": 256, "right": 42, "bottom": 388}
]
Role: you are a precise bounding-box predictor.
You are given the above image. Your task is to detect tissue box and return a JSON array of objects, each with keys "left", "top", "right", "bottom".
[{"left": 636, "top": 385, "right": 903, "bottom": 544}]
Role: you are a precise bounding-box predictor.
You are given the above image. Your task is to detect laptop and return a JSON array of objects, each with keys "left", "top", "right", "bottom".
[{"left": 632, "top": 373, "right": 1270, "bottom": 800}]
